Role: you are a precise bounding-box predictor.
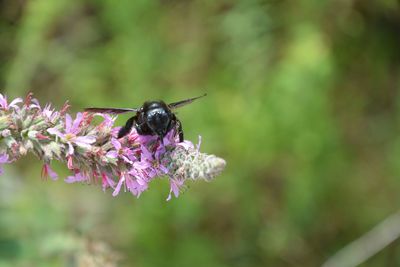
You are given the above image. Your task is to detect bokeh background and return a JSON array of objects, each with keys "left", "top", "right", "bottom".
[{"left": 0, "top": 0, "right": 400, "bottom": 266}]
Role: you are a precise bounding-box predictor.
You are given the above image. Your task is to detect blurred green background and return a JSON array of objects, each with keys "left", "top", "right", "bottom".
[{"left": 0, "top": 0, "right": 400, "bottom": 266}]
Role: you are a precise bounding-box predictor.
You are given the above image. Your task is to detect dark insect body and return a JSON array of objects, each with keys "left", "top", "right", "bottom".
[{"left": 85, "top": 94, "right": 206, "bottom": 143}]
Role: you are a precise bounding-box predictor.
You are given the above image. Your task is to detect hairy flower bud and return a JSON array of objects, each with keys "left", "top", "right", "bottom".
[{"left": 164, "top": 146, "right": 226, "bottom": 181}]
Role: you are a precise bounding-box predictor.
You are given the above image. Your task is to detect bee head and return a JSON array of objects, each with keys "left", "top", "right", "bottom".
[{"left": 143, "top": 101, "right": 172, "bottom": 142}]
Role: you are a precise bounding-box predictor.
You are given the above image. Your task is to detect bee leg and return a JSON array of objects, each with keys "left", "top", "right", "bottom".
[
  {"left": 118, "top": 116, "right": 137, "bottom": 138},
  {"left": 176, "top": 119, "right": 184, "bottom": 142}
]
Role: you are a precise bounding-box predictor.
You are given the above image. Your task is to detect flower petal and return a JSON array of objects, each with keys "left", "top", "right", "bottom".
[
  {"left": 106, "top": 150, "right": 118, "bottom": 159},
  {"left": 65, "top": 171, "right": 87, "bottom": 183},
  {"left": 72, "top": 112, "right": 83, "bottom": 133},
  {"left": 138, "top": 134, "right": 157, "bottom": 144},
  {"left": 111, "top": 138, "right": 121, "bottom": 150},
  {"left": 75, "top": 136, "right": 96, "bottom": 144},
  {"left": 67, "top": 142, "right": 74, "bottom": 155},
  {"left": 136, "top": 177, "right": 146, "bottom": 186},
  {"left": 0, "top": 94, "right": 6, "bottom": 108},
  {"left": 167, "top": 178, "right": 184, "bottom": 201},
  {"left": 140, "top": 145, "right": 153, "bottom": 161},
  {"left": 9, "top": 98, "right": 23, "bottom": 109},
  {"left": 158, "top": 164, "right": 169, "bottom": 174},
  {"left": 46, "top": 164, "right": 58, "bottom": 180},
  {"left": 47, "top": 128, "right": 64, "bottom": 139},
  {"left": 112, "top": 175, "right": 125, "bottom": 197},
  {"left": 196, "top": 135, "right": 202, "bottom": 151},
  {"left": 96, "top": 114, "right": 115, "bottom": 128},
  {"left": 42, "top": 164, "right": 58, "bottom": 180},
  {"left": 178, "top": 141, "right": 194, "bottom": 150},
  {"left": 30, "top": 98, "right": 41, "bottom": 109},
  {"left": 65, "top": 114, "right": 72, "bottom": 133},
  {"left": 102, "top": 172, "right": 115, "bottom": 191},
  {"left": 122, "top": 155, "right": 133, "bottom": 164},
  {"left": 133, "top": 160, "right": 150, "bottom": 170}
]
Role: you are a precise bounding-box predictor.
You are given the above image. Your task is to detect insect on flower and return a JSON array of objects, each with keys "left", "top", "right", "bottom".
[{"left": 84, "top": 94, "right": 206, "bottom": 144}]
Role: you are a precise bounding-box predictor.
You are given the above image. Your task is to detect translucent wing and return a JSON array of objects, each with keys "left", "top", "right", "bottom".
[
  {"left": 168, "top": 93, "right": 207, "bottom": 109},
  {"left": 84, "top": 107, "right": 138, "bottom": 114}
]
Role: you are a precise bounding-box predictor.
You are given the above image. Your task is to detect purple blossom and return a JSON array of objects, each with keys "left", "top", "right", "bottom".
[
  {"left": 0, "top": 94, "right": 22, "bottom": 111},
  {"left": 47, "top": 113, "right": 96, "bottom": 155}
]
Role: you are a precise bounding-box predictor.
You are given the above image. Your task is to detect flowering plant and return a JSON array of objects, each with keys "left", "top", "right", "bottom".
[{"left": 0, "top": 93, "right": 225, "bottom": 200}]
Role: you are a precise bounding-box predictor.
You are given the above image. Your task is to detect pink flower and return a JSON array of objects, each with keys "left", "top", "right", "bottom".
[
  {"left": 41, "top": 163, "right": 58, "bottom": 180},
  {"left": 128, "top": 161, "right": 151, "bottom": 180},
  {"left": 0, "top": 94, "right": 22, "bottom": 111},
  {"left": 47, "top": 113, "right": 96, "bottom": 155},
  {"left": 126, "top": 174, "right": 148, "bottom": 197},
  {"left": 112, "top": 171, "right": 149, "bottom": 197},
  {"left": 112, "top": 172, "right": 126, "bottom": 196},
  {"left": 167, "top": 178, "right": 185, "bottom": 201},
  {"left": 65, "top": 170, "right": 88, "bottom": 183},
  {"left": 106, "top": 138, "right": 134, "bottom": 163},
  {"left": 101, "top": 172, "right": 115, "bottom": 191}
]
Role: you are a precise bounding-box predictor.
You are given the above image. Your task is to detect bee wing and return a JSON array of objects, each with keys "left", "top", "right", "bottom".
[
  {"left": 84, "top": 107, "right": 139, "bottom": 114},
  {"left": 168, "top": 93, "right": 207, "bottom": 109}
]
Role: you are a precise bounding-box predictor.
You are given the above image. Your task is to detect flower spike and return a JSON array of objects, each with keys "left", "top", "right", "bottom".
[{"left": 0, "top": 93, "right": 226, "bottom": 200}]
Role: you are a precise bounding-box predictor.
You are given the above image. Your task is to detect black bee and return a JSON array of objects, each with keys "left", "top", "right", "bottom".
[{"left": 85, "top": 94, "right": 206, "bottom": 143}]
